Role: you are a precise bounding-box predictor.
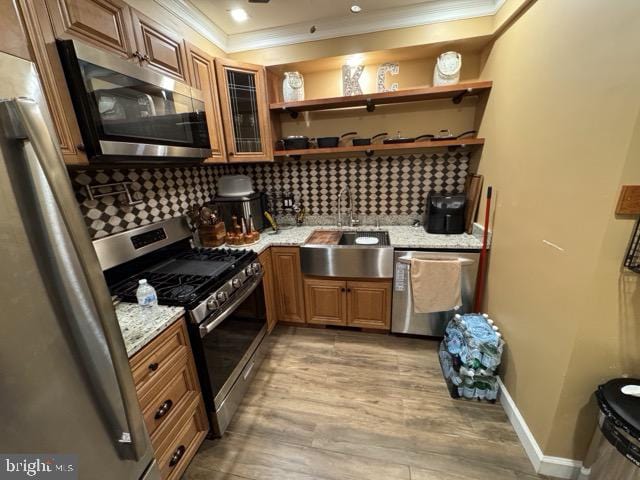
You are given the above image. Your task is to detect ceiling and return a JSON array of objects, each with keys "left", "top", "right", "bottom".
[
  {"left": 189, "top": 0, "right": 436, "bottom": 35},
  {"left": 156, "top": 0, "right": 506, "bottom": 53}
]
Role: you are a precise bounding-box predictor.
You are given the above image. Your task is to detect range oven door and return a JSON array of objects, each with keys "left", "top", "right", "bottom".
[
  {"left": 192, "top": 275, "right": 268, "bottom": 436},
  {"left": 56, "top": 39, "right": 212, "bottom": 162}
]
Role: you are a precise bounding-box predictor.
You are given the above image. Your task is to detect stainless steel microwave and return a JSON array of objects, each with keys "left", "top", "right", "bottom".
[{"left": 56, "top": 39, "right": 212, "bottom": 162}]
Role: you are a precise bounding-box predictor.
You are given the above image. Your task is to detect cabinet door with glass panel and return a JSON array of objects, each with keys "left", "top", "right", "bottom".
[{"left": 215, "top": 58, "right": 273, "bottom": 162}]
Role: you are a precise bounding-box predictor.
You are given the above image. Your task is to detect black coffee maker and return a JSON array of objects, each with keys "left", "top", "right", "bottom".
[{"left": 423, "top": 192, "right": 467, "bottom": 234}]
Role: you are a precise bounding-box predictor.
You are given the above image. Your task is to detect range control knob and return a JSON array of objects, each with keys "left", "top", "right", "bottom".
[
  {"left": 244, "top": 266, "right": 254, "bottom": 277},
  {"left": 232, "top": 278, "right": 242, "bottom": 289},
  {"left": 206, "top": 298, "right": 219, "bottom": 311},
  {"left": 216, "top": 291, "right": 228, "bottom": 303},
  {"left": 251, "top": 262, "right": 262, "bottom": 274}
]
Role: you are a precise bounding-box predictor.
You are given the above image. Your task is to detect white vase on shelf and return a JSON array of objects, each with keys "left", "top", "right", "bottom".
[
  {"left": 283, "top": 72, "right": 305, "bottom": 102},
  {"left": 433, "top": 51, "right": 462, "bottom": 86}
]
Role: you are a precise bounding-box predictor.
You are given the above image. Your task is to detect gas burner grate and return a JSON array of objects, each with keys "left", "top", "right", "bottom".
[
  {"left": 111, "top": 271, "right": 214, "bottom": 304},
  {"left": 176, "top": 248, "right": 251, "bottom": 263}
]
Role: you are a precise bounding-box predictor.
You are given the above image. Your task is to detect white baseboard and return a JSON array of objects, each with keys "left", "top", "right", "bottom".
[{"left": 497, "top": 377, "right": 583, "bottom": 479}]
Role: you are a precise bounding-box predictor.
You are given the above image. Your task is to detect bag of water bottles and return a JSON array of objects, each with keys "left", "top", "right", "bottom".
[{"left": 439, "top": 313, "right": 504, "bottom": 401}]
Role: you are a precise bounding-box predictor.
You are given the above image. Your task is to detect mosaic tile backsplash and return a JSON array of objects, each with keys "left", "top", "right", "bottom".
[{"left": 71, "top": 152, "right": 469, "bottom": 239}]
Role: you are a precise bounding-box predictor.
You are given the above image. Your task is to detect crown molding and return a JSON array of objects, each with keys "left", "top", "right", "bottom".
[
  {"left": 154, "top": 0, "right": 228, "bottom": 51},
  {"left": 226, "top": 0, "right": 505, "bottom": 53},
  {"left": 155, "top": 0, "right": 506, "bottom": 54}
]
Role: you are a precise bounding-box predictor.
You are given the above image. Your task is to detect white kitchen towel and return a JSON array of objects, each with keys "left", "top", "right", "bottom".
[{"left": 410, "top": 258, "right": 462, "bottom": 313}]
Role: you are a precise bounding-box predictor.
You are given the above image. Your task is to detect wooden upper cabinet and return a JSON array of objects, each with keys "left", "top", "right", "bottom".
[
  {"left": 130, "top": 9, "right": 189, "bottom": 83},
  {"left": 1, "top": 0, "right": 32, "bottom": 60},
  {"left": 45, "top": 0, "right": 135, "bottom": 59},
  {"left": 18, "top": 0, "right": 88, "bottom": 165},
  {"left": 271, "top": 247, "right": 305, "bottom": 324},
  {"left": 215, "top": 58, "right": 273, "bottom": 162},
  {"left": 186, "top": 44, "right": 226, "bottom": 162},
  {"left": 347, "top": 280, "right": 392, "bottom": 330},
  {"left": 304, "top": 278, "right": 347, "bottom": 326}
]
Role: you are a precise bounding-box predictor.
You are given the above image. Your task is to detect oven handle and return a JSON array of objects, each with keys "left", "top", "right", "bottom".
[{"left": 199, "top": 270, "right": 264, "bottom": 338}]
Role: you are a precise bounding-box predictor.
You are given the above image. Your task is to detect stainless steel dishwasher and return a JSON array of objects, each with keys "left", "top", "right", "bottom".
[{"left": 391, "top": 250, "right": 480, "bottom": 336}]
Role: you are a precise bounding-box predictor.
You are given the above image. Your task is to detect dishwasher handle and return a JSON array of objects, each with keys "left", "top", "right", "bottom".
[{"left": 397, "top": 256, "right": 475, "bottom": 266}]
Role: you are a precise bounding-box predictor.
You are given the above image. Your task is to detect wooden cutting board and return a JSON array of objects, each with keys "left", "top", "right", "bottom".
[
  {"left": 465, "top": 174, "right": 484, "bottom": 234},
  {"left": 306, "top": 230, "right": 341, "bottom": 245}
]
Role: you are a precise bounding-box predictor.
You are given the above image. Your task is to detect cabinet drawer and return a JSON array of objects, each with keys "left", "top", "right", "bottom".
[
  {"left": 140, "top": 352, "right": 199, "bottom": 442},
  {"left": 130, "top": 319, "right": 188, "bottom": 392},
  {"left": 156, "top": 396, "right": 208, "bottom": 480}
]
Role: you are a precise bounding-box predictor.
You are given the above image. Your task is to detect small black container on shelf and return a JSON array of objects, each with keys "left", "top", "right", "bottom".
[{"left": 624, "top": 219, "right": 640, "bottom": 273}]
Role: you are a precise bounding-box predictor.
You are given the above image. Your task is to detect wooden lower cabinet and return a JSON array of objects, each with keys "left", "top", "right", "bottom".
[
  {"left": 347, "top": 280, "right": 392, "bottom": 330},
  {"left": 155, "top": 396, "right": 208, "bottom": 480},
  {"left": 304, "top": 278, "right": 347, "bottom": 326},
  {"left": 129, "top": 318, "right": 207, "bottom": 480},
  {"left": 258, "top": 248, "right": 278, "bottom": 332},
  {"left": 303, "top": 277, "right": 392, "bottom": 330},
  {"left": 271, "top": 247, "right": 306, "bottom": 324}
]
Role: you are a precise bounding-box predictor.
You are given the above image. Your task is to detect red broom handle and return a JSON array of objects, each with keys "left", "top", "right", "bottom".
[{"left": 473, "top": 186, "right": 492, "bottom": 312}]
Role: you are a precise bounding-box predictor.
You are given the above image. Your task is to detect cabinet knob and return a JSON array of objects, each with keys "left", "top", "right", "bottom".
[
  {"left": 341, "top": 288, "right": 346, "bottom": 292},
  {"left": 154, "top": 399, "right": 173, "bottom": 419},
  {"left": 148, "top": 362, "right": 159, "bottom": 371},
  {"left": 169, "top": 445, "right": 186, "bottom": 467}
]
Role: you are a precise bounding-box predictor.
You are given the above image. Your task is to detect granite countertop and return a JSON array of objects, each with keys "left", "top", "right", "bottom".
[
  {"left": 114, "top": 225, "right": 483, "bottom": 355},
  {"left": 115, "top": 303, "right": 185, "bottom": 358},
  {"left": 244, "top": 225, "right": 484, "bottom": 254}
]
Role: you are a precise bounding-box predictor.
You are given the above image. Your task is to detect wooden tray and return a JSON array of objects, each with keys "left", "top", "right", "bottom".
[{"left": 306, "top": 230, "right": 341, "bottom": 245}]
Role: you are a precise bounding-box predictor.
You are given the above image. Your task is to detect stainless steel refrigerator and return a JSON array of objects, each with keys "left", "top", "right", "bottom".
[{"left": 0, "top": 52, "right": 159, "bottom": 479}]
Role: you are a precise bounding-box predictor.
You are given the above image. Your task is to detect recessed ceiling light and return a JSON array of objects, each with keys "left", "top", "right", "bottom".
[
  {"left": 230, "top": 8, "right": 249, "bottom": 22},
  {"left": 346, "top": 53, "right": 364, "bottom": 66},
  {"left": 350, "top": 5, "right": 362, "bottom": 13}
]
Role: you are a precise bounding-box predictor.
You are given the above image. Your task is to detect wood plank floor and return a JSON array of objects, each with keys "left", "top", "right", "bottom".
[{"left": 185, "top": 326, "right": 547, "bottom": 480}]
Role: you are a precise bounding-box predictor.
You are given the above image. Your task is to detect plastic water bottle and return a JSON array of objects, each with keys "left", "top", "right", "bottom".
[{"left": 136, "top": 279, "right": 158, "bottom": 307}]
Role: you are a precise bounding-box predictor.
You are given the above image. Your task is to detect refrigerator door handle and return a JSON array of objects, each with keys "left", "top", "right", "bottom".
[{"left": 2, "top": 98, "right": 148, "bottom": 461}]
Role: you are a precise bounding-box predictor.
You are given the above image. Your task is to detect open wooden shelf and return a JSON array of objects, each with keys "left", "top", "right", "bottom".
[
  {"left": 274, "top": 137, "right": 485, "bottom": 158},
  {"left": 270, "top": 80, "right": 492, "bottom": 115}
]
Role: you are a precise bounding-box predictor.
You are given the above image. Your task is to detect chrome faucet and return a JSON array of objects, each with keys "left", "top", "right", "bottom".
[{"left": 337, "top": 186, "right": 360, "bottom": 227}]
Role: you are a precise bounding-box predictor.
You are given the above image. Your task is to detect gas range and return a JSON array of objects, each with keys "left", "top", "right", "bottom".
[
  {"left": 94, "top": 217, "right": 269, "bottom": 438},
  {"left": 108, "top": 246, "right": 262, "bottom": 324},
  {"left": 94, "top": 217, "right": 263, "bottom": 325}
]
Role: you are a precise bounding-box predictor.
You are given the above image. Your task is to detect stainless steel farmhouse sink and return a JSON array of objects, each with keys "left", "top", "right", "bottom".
[{"left": 300, "top": 230, "right": 394, "bottom": 278}]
